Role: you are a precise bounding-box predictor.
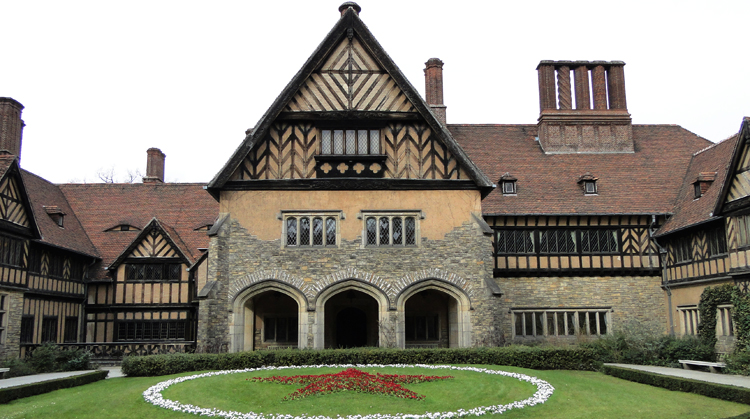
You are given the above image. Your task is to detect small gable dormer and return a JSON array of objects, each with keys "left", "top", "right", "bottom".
[
  {"left": 693, "top": 172, "right": 717, "bottom": 199},
  {"left": 578, "top": 172, "right": 598, "bottom": 195},
  {"left": 43, "top": 206, "right": 65, "bottom": 227},
  {"left": 108, "top": 219, "right": 191, "bottom": 277},
  {"left": 499, "top": 173, "right": 517, "bottom": 195}
]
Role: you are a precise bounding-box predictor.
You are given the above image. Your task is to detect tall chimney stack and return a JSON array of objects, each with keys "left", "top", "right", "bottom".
[
  {"left": 0, "top": 98, "right": 25, "bottom": 163},
  {"left": 143, "top": 148, "right": 166, "bottom": 183},
  {"left": 536, "top": 60, "right": 633, "bottom": 154},
  {"left": 424, "top": 58, "right": 447, "bottom": 125}
]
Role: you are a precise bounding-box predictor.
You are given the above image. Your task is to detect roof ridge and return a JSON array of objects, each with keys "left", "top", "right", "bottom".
[{"left": 693, "top": 133, "right": 738, "bottom": 156}]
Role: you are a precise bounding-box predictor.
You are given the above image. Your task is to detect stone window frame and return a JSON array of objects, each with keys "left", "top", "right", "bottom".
[
  {"left": 0, "top": 294, "right": 6, "bottom": 345},
  {"left": 280, "top": 211, "right": 343, "bottom": 249},
  {"left": 320, "top": 128, "right": 381, "bottom": 155},
  {"left": 678, "top": 305, "right": 700, "bottom": 335},
  {"left": 717, "top": 304, "right": 734, "bottom": 337},
  {"left": 511, "top": 308, "right": 611, "bottom": 338},
  {"left": 358, "top": 210, "right": 424, "bottom": 248},
  {"left": 501, "top": 180, "right": 517, "bottom": 195}
]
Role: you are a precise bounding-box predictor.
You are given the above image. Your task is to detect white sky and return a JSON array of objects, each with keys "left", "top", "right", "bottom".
[{"left": 2, "top": 0, "right": 749, "bottom": 184}]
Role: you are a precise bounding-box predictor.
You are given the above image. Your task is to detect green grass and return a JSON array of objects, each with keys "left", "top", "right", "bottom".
[{"left": 0, "top": 365, "right": 748, "bottom": 419}]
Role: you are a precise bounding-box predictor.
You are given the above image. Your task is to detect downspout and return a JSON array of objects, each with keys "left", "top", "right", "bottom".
[{"left": 650, "top": 215, "right": 675, "bottom": 336}]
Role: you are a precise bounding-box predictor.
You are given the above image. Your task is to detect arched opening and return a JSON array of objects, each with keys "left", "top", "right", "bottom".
[
  {"left": 404, "top": 289, "right": 457, "bottom": 348},
  {"left": 397, "top": 280, "right": 472, "bottom": 349},
  {"left": 324, "top": 289, "right": 378, "bottom": 348},
  {"left": 231, "top": 282, "right": 307, "bottom": 352},
  {"left": 251, "top": 291, "right": 299, "bottom": 350}
]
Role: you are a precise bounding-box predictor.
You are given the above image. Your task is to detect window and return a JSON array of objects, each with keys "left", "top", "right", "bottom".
[
  {"left": 363, "top": 212, "right": 419, "bottom": 247},
  {"left": 678, "top": 306, "right": 700, "bottom": 335},
  {"left": 0, "top": 294, "right": 6, "bottom": 345},
  {"left": 64, "top": 316, "right": 78, "bottom": 343},
  {"left": 707, "top": 227, "right": 727, "bottom": 257},
  {"left": 694, "top": 182, "right": 703, "bottom": 199},
  {"left": 717, "top": 305, "right": 734, "bottom": 336},
  {"left": 41, "top": 316, "right": 57, "bottom": 342},
  {"left": 284, "top": 212, "right": 339, "bottom": 247},
  {"left": 116, "top": 320, "right": 188, "bottom": 341},
  {"left": 501, "top": 180, "right": 517, "bottom": 195},
  {"left": 264, "top": 316, "right": 298, "bottom": 343},
  {"left": 20, "top": 315, "right": 34, "bottom": 343},
  {"left": 48, "top": 253, "right": 65, "bottom": 278},
  {"left": 0, "top": 235, "right": 24, "bottom": 268},
  {"left": 736, "top": 215, "right": 750, "bottom": 248},
  {"left": 539, "top": 230, "right": 576, "bottom": 253},
  {"left": 320, "top": 129, "right": 380, "bottom": 155},
  {"left": 583, "top": 180, "right": 597, "bottom": 195},
  {"left": 671, "top": 235, "right": 692, "bottom": 263},
  {"left": 126, "top": 263, "right": 182, "bottom": 281},
  {"left": 405, "top": 315, "right": 439, "bottom": 341},
  {"left": 512, "top": 309, "right": 609, "bottom": 337},
  {"left": 496, "top": 230, "right": 534, "bottom": 254},
  {"left": 580, "top": 229, "right": 619, "bottom": 253}
]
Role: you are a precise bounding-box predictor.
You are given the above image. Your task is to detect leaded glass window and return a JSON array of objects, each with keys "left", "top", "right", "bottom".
[
  {"left": 320, "top": 129, "right": 381, "bottom": 155},
  {"left": 284, "top": 213, "right": 339, "bottom": 247},
  {"left": 363, "top": 213, "right": 419, "bottom": 247}
]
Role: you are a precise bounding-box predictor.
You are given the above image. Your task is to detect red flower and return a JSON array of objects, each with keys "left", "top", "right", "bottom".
[{"left": 248, "top": 368, "right": 453, "bottom": 401}]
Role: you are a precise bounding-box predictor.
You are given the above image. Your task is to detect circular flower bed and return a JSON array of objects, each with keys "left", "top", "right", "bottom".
[{"left": 143, "top": 364, "right": 555, "bottom": 419}]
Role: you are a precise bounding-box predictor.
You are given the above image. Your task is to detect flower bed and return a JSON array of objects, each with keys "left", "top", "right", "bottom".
[
  {"left": 143, "top": 364, "right": 555, "bottom": 419},
  {"left": 248, "top": 367, "right": 453, "bottom": 400}
]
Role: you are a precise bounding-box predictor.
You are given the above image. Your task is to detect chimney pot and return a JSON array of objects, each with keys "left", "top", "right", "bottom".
[
  {"left": 339, "top": 2, "right": 361, "bottom": 16},
  {"left": 0, "top": 97, "right": 25, "bottom": 164},
  {"left": 424, "top": 58, "right": 446, "bottom": 125},
  {"left": 143, "top": 148, "right": 166, "bottom": 183}
]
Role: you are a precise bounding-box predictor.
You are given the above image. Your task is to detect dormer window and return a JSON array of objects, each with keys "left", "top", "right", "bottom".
[
  {"left": 43, "top": 206, "right": 65, "bottom": 228},
  {"left": 693, "top": 171, "right": 717, "bottom": 199},
  {"left": 499, "top": 173, "right": 517, "bottom": 195},
  {"left": 578, "top": 173, "right": 598, "bottom": 195},
  {"left": 105, "top": 224, "right": 141, "bottom": 232},
  {"left": 320, "top": 129, "right": 380, "bottom": 155}
]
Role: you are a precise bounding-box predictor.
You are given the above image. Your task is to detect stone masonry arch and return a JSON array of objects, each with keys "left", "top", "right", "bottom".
[
  {"left": 231, "top": 280, "right": 308, "bottom": 352},
  {"left": 396, "top": 279, "right": 472, "bottom": 348}
]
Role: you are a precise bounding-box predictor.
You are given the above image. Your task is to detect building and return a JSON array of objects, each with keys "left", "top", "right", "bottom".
[{"left": 0, "top": 2, "right": 744, "bottom": 358}]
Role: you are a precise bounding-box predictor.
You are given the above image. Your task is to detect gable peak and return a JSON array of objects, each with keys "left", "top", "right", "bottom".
[{"left": 339, "top": 2, "right": 361, "bottom": 17}]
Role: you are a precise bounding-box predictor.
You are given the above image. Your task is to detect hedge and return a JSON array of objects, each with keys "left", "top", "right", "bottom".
[
  {"left": 601, "top": 365, "right": 750, "bottom": 405},
  {"left": 0, "top": 370, "right": 109, "bottom": 404},
  {"left": 121, "top": 346, "right": 600, "bottom": 377}
]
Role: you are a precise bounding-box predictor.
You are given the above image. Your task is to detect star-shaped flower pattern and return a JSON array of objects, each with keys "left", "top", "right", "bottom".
[{"left": 248, "top": 368, "right": 453, "bottom": 401}]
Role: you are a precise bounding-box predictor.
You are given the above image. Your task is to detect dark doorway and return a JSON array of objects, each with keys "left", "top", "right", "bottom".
[{"left": 335, "top": 307, "right": 367, "bottom": 348}]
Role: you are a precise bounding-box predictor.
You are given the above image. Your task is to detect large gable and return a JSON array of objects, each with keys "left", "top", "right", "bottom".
[
  {"left": 208, "top": 4, "right": 492, "bottom": 196},
  {"left": 717, "top": 117, "right": 750, "bottom": 213}
]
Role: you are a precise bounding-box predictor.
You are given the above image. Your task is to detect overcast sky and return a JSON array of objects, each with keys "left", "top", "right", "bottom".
[{"left": 2, "top": 0, "right": 748, "bottom": 184}]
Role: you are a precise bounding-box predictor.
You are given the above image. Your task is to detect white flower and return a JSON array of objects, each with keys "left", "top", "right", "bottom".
[{"left": 143, "top": 364, "right": 554, "bottom": 419}]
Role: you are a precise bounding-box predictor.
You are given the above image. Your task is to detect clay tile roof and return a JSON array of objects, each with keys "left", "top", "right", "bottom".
[
  {"left": 20, "top": 170, "right": 99, "bottom": 257},
  {"left": 451, "top": 124, "right": 712, "bottom": 215},
  {"left": 58, "top": 183, "right": 218, "bottom": 278},
  {"left": 0, "top": 155, "right": 17, "bottom": 179},
  {"left": 656, "top": 134, "right": 740, "bottom": 236}
]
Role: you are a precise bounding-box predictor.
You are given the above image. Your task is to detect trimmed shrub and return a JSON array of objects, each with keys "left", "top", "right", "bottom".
[
  {"left": 601, "top": 364, "right": 750, "bottom": 405},
  {"left": 0, "top": 370, "right": 108, "bottom": 404},
  {"left": 121, "top": 346, "right": 600, "bottom": 377},
  {"left": 1, "top": 343, "right": 94, "bottom": 377}
]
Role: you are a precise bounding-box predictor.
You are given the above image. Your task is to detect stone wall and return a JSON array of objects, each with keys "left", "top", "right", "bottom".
[
  {"left": 496, "top": 274, "right": 665, "bottom": 342},
  {"left": 0, "top": 289, "right": 24, "bottom": 359},
  {"left": 197, "top": 216, "right": 499, "bottom": 351}
]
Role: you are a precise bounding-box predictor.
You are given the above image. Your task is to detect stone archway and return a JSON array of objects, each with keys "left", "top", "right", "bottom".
[
  {"left": 396, "top": 279, "right": 472, "bottom": 348},
  {"left": 231, "top": 281, "right": 308, "bottom": 352},
  {"left": 314, "top": 280, "right": 390, "bottom": 349}
]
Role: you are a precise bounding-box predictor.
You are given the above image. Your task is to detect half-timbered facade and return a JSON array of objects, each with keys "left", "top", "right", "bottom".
[{"left": 0, "top": 3, "right": 746, "bottom": 359}]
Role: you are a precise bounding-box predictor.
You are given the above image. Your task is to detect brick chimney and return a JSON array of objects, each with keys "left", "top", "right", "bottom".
[
  {"left": 0, "top": 98, "right": 25, "bottom": 163},
  {"left": 424, "top": 58, "right": 446, "bottom": 125},
  {"left": 143, "top": 148, "right": 166, "bottom": 183},
  {"left": 536, "top": 61, "right": 633, "bottom": 154}
]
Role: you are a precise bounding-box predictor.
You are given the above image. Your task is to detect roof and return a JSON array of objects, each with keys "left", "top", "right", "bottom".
[
  {"left": 452, "top": 124, "right": 712, "bottom": 215},
  {"left": 207, "top": 6, "right": 492, "bottom": 196},
  {"left": 656, "top": 134, "right": 739, "bottom": 236},
  {"left": 21, "top": 170, "right": 98, "bottom": 257},
  {"left": 0, "top": 155, "right": 17, "bottom": 180},
  {"left": 58, "top": 183, "right": 218, "bottom": 277}
]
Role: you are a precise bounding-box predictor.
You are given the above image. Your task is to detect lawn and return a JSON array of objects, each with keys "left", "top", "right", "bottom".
[{"left": 0, "top": 365, "right": 748, "bottom": 419}]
